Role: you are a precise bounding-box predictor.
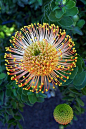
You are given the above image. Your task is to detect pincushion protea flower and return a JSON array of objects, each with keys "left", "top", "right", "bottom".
[
  {"left": 4, "top": 23, "right": 77, "bottom": 93},
  {"left": 53, "top": 104, "right": 73, "bottom": 125}
]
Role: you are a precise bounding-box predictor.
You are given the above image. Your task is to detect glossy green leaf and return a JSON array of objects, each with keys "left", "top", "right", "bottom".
[
  {"left": 6, "top": 109, "right": 14, "bottom": 116},
  {"left": 7, "top": 124, "right": 12, "bottom": 129},
  {"left": 58, "top": 16, "right": 73, "bottom": 27},
  {"left": 53, "top": 6, "right": 60, "bottom": 11},
  {"left": 73, "top": 116, "right": 78, "bottom": 121},
  {"left": 0, "top": 73, "right": 6, "bottom": 79},
  {"left": 73, "top": 71, "right": 85, "bottom": 86},
  {"left": 12, "top": 89, "right": 17, "bottom": 96},
  {"left": 8, "top": 118, "right": 15, "bottom": 124},
  {"left": 12, "top": 101, "right": 17, "bottom": 109},
  {"left": 27, "top": 92, "right": 34, "bottom": 95},
  {"left": 77, "top": 19, "right": 85, "bottom": 28},
  {"left": 62, "top": 79, "right": 73, "bottom": 86},
  {"left": 19, "top": 103, "right": 24, "bottom": 107},
  {"left": 65, "top": 7, "right": 78, "bottom": 16},
  {"left": 21, "top": 94, "right": 28, "bottom": 102},
  {"left": 62, "top": 96, "right": 73, "bottom": 101},
  {"left": 17, "top": 88, "right": 23, "bottom": 95},
  {"left": 22, "top": 89, "right": 28, "bottom": 95},
  {"left": 76, "top": 55, "right": 83, "bottom": 73},
  {"left": 26, "top": 101, "right": 33, "bottom": 106},
  {"left": 14, "top": 115, "right": 21, "bottom": 120},
  {"left": 73, "top": 27, "right": 83, "bottom": 35},
  {"left": 65, "top": 0, "right": 76, "bottom": 9},
  {"left": 18, "top": 112, "right": 24, "bottom": 121},
  {"left": 55, "top": 10, "right": 64, "bottom": 19},
  {"left": 74, "top": 105, "right": 81, "bottom": 112},
  {"left": 17, "top": 122, "right": 23, "bottom": 129},
  {"left": 69, "top": 93, "right": 75, "bottom": 97},
  {"left": 81, "top": 86, "right": 86, "bottom": 95},
  {"left": 48, "top": 11, "right": 61, "bottom": 21},
  {"left": 0, "top": 91, "right": 4, "bottom": 101},
  {"left": 75, "top": 72, "right": 86, "bottom": 90},
  {"left": 18, "top": 106, "right": 24, "bottom": 112},
  {"left": 37, "top": 97, "right": 44, "bottom": 103},
  {"left": 0, "top": 66, "right": 2, "bottom": 72},
  {"left": 70, "top": 67, "right": 78, "bottom": 79},
  {"left": 28, "top": 94, "right": 37, "bottom": 104},
  {"left": 69, "top": 87, "right": 80, "bottom": 95},
  {"left": 38, "top": 92, "right": 47, "bottom": 98},
  {"left": 81, "top": 107, "right": 85, "bottom": 114},
  {"left": 74, "top": 110, "right": 79, "bottom": 115},
  {"left": 76, "top": 97, "right": 84, "bottom": 106}
]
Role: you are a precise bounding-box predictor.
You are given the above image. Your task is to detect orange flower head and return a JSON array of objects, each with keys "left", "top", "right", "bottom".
[{"left": 4, "top": 23, "right": 77, "bottom": 93}]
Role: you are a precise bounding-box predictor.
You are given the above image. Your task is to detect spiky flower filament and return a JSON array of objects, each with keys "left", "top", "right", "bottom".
[
  {"left": 4, "top": 23, "right": 77, "bottom": 93},
  {"left": 23, "top": 40, "right": 58, "bottom": 76},
  {"left": 53, "top": 104, "right": 73, "bottom": 125}
]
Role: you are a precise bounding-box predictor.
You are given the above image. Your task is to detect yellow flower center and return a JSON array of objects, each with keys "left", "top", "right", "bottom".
[{"left": 23, "top": 40, "right": 58, "bottom": 76}]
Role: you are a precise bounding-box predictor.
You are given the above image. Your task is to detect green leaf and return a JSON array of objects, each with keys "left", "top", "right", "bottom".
[
  {"left": 48, "top": 11, "right": 61, "bottom": 21},
  {"left": 26, "top": 101, "right": 33, "bottom": 106},
  {"left": 58, "top": 16, "right": 73, "bottom": 27},
  {"left": 77, "top": 19, "right": 85, "bottom": 28},
  {"left": 17, "top": 122, "right": 23, "bottom": 129},
  {"left": 65, "top": 7, "right": 78, "bottom": 16},
  {"left": 27, "top": 92, "right": 34, "bottom": 95},
  {"left": 14, "top": 115, "right": 21, "bottom": 120},
  {"left": 81, "top": 107, "right": 85, "bottom": 114},
  {"left": 65, "top": 0, "right": 76, "bottom": 9},
  {"left": 62, "top": 78, "right": 73, "bottom": 86},
  {"left": 12, "top": 101, "right": 17, "bottom": 109},
  {"left": 0, "top": 73, "right": 6, "bottom": 79},
  {"left": 21, "top": 94, "right": 28, "bottom": 102},
  {"left": 69, "top": 93, "right": 75, "bottom": 97},
  {"left": 28, "top": 94, "right": 37, "bottom": 104},
  {"left": 76, "top": 97, "right": 84, "bottom": 106},
  {"left": 17, "top": 88, "right": 23, "bottom": 95},
  {"left": 55, "top": 10, "right": 64, "bottom": 19},
  {"left": 74, "top": 110, "right": 79, "bottom": 115},
  {"left": 0, "top": 91, "right": 4, "bottom": 101},
  {"left": 75, "top": 72, "right": 86, "bottom": 90},
  {"left": 73, "top": 116, "right": 78, "bottom": 121},
  {"left": 38, "top": 92, "right": 47, "bottom": 98},
  {"left": 53, "top": 6, "right": 60, "bottom": 11},
  {"left": 18, "top": 112, "right": 24, "bottom": 121},
  {"left": 6, "top": 89, "right": 12, "bottom": 96},
  {"left": 74, "top": 105, "right": 81, "bottom": 113},
  {"left": 69, "top": 87, "right": 80, "bottom": 95},
  {"left": 6, "top": 109, "right": 14, "bottom": 116},
  {"left": 19, "top": 103, "right": 24, "bottom": 107},
  {"left": 76, "top": 55, "right": 83, "bottom": 73},
  {"left": 73, "top": 27, "right": 83, "bottom": 35},
  {"left": 73, "top": 71, "right": 85, "bottom": 86},
  {"left": 8, "top": 118, "right": 15, "bottom": 124},
  {"left": 19, "top": 106, "right": 24, "bottom": 112},
  {"left": 22, "top": 89, "right": 28, "bottom": 95},
  {"left": 70, "top": 67, "right": 78, "bottom": 79},
  {"left": 62, "top": 96, "right": 73, "bottom": 101},
  {"left": 37, "top": 97, "right": 44, "bottom": 103},
  {"left": 7, "top": 124, "right": 12, "bottom": 129},
  {"left": 0, "top": 66, "right": 2, "bottom": 72},
  {"left": 12, "top": 89, "right": 17, "bottom": 96},
  {"left": 81, "top": 87, "right": 86, "bottom": 95}
]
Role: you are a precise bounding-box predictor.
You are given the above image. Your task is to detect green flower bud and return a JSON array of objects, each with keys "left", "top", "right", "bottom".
[
  {"left": 53, "top": 104, "right": 73, "bottom": 125},
  {"left": 72, "top": 15, "right": 79, "bottom": 22}
]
